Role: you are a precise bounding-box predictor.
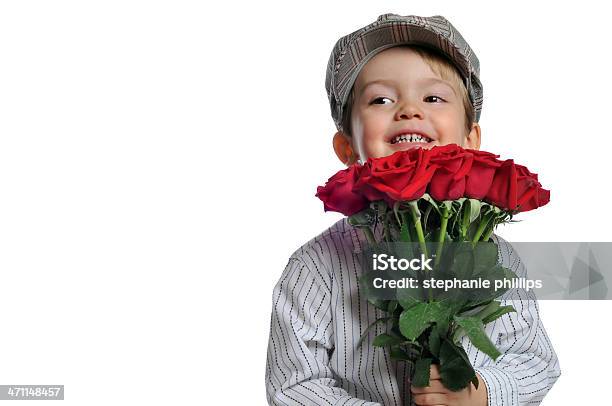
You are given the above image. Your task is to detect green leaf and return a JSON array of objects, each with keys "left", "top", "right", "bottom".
[
  {"left": 420, "top": 193, "right": 441, "bottom": 215},
  {"left": 393, "top": 201, "right": 402, "bottom": 226},
  {"left": 372, "top": 333, "right": 405, "bottom": 347},
  {"left": 396, "top": 286, "right": 421, "bottom": 310},
  {"left": 390, "top": 346, "right": 411, "bottom": 361},
  {"left": 347, "top": 208, "right": 376, "bottom": 227},
  {"left": 422, "top": 205, "right": 433, "bottom": 231},
  {"left": 356, "top": 317, "right": 391, "bottom": 348},
  {"left": 449, "top": 244, "right": 475, "bottom": 280},
  {"left": 454, "top": 316, "right": 501, "bottom": 360},
  {"left": 446, "top": 337, "right": 474, "bottom": 368},
  {"left": 467, "top": 199, "right": 482, "bottom": 222},
  {"left": 452, "top": 326, "right": 466, "bottom": 343},
  {"left": 399, "top": 303, "right": 434, "bottom": 340},
  {"left": 367, "top": 298, "right": 390, "bottom": 311},
  {"left": 452, "top": 197, "right": 467, "bottom": 208},
  {"left": 458, "top": 301, "right": 493, "bottom": 318},
  {"left": 470, "top": 300, "right": 501, "bottom": 321},
  {"left": 439, "top": 340, "right": 477, "bottom": 392},
  {"left": 412, "top": 358, "right": 433, "bottom": 387},
  {"left": 465, "top": 220, "right": 479, "bottom": 241},
  {"left": 473, "top": 242, "right": 499, "bottom": 274},
  {"left": 424, "top": 229, "right": 436, "bottom": 242},
  {"left": 407, "top": 200, "right": 421, "bottom": 221},
  {"left": 436, "top": 299, "right": 465, "bottom": 333},
  {"left": 473, "top": 265, "right": 518, "bottom": 302},
  {"left": 482, "top": 305, "right": 516, "bottom": 325},
  {"left": 428, "top": 326, "right": 441, "bottom": 358},
  {"left": 399, "top": 301, "right": 454, "bottom": 341}
]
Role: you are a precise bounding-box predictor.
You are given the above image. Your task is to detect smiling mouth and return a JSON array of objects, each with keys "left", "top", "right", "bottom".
[{"left": 390, "top": 133, "right": 432, "bottom": 144}]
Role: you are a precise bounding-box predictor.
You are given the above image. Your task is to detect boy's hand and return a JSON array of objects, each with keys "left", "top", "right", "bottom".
[{"left": 410, "top": 364, "right": 488, "bottom": 406}]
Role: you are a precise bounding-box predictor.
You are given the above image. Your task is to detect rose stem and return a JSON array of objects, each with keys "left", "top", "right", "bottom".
[
  {"left": 471, "top": 211, "right": 494, "bottom": 244},
  {"left": 460, "top": 203, "right": 470, "bottom": 241},
  {"left": 481, "top": 214, "right": 499, "bottom": 242},
  {"left": 408, "top": 201, "right": 428, "bottom": 257},
  {"left": 435, "top": 203, "right": 450, "bottom": 266},
  {"left": 408, "top": 201, "right": 432, "bottom": 302}
]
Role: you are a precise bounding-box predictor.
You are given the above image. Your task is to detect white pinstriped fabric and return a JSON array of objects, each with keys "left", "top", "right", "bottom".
[{"left": 265, "top": 218, "right": 561, "bottom": 405}]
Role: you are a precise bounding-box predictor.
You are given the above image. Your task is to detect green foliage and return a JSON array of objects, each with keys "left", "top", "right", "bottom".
[
  {"left": 439, "top": 339, "right": 479, "bottom": 391},
  {"left": 428, "top": 325, "right": 442, "bottom": 358},
  {"left": 347, "top": 208, "right": 376, "bottom": 228},
  {"left": 399, "top": 301, "right": 457, "bottom": 340},
  {"left": 482, "top": 305, "right": 516, "bottom": 324},
  {"left": 390, "top": 346, "right": 412, "bottom": 361},
  {"left": 356, "top": 317, "right": 391, "bottom": 348},
  {"left": 412, "top": 358, "right": 433, "bottom": 387},
  {"left": 396, "top": 284, "right": 421, "bottom": 310},
  {"left": 373, "top": 333, "right": 405, "bottom": 347},
  {"left": 355, "top": 195, "right": 517, "bottom": 391},
  {"left": 454, "top": 316, "right": 501, "bottom": 360}
]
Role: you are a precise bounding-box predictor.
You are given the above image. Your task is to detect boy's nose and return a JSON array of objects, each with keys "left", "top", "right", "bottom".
[{"left": 394, "top": 101, "right": 424, "bottom": 120}]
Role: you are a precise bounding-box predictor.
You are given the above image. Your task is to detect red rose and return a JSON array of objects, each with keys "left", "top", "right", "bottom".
[
  {"left": 464, "top": 149, "right": 503, "bottom": 199},
  {"left": 485, "top": 159, "right": 517, "bottom": 210},
  {"left": 316, "top": 145, "right": 550, "bottom": 216},
  {"left": 515, "top": 164, "right": 550, "bottom": 212},
  {"left": 355, "top": 147, "right": 436, "bottom": 204},
  {"left": 428, "top": 144, "right": 474, "bottom": 201},
  {"left": 315, "top": 165, "right": 369, "bottom": 216},
  {"left": 484, "top": 160, "right": 549, "bottom": 212}
]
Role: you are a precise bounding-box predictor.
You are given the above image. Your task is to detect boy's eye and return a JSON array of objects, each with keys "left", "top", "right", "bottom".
[
  {"left": 370, "top": 97, "right": 393, "bottom": 105},
  {"left": 424, "top": 95, "right": 445, "bottom": 103}
]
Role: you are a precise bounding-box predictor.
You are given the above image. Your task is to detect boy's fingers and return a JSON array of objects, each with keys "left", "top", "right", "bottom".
[
  {"left": 412, "top": 391, "right": 448, "bottom": 405},
  {"left": 411, "top": 379, "right": 448, "bottom": 394}
]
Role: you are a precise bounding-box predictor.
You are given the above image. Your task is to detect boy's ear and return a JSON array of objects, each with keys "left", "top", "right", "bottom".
[
  {"left": 333, "top": 131, "right": 358, "bottom": 165},
  {"left": 465, "top": 122, "right": 482, "bottom": 150}
]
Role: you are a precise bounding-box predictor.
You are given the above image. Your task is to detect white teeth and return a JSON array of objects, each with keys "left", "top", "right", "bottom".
[{"left": 391, "top": 133, "right": 431, "bottom": 144}]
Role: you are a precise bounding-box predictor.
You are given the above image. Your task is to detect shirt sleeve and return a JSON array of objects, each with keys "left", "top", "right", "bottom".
[
  {"left": 467, "top": 242, "right": 562, "bottom": 406},
  {"left": 265, "top": 253, "right": 382, "bottom": 406}
]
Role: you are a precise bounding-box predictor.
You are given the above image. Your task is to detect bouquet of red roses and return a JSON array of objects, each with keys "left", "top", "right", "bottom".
[{"left": 316, "top": 144, "right": 549, "bottom": 391}]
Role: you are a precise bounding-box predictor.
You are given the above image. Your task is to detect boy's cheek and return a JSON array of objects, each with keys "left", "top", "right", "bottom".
[{"left": 360, "top": 143, "right": 390, "bottom": 160}]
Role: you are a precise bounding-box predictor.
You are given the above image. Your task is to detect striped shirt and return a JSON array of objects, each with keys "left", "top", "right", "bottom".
[{"left": 265, "top": 218, "right": 561, "bottom": 405}]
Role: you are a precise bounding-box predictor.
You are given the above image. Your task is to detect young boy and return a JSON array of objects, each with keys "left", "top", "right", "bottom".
[{"left": 266, "top": 14, "right": 560, "bottom": 406}]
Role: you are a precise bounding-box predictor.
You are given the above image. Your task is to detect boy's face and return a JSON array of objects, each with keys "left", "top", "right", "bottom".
[{"left": 333, "top": 47, "right": 480, "bottom": 164}]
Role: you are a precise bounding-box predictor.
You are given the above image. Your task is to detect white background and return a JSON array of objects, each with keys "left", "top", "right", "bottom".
[{"left": 0, "top": 1, "right": 608, "bottom": 404}]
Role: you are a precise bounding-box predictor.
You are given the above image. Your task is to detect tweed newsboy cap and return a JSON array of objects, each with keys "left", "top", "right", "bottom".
[{"left": 325, "top": 13, "right": 483, "bottom": 131}]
